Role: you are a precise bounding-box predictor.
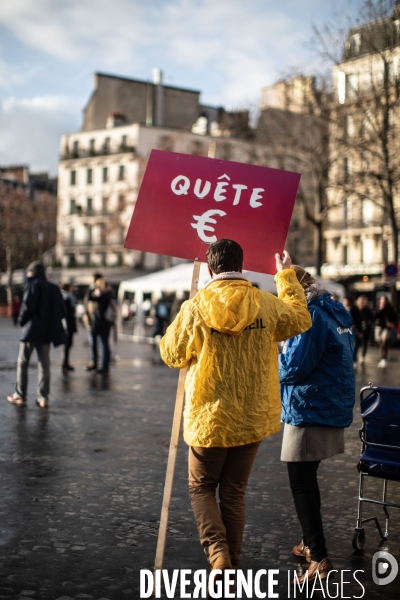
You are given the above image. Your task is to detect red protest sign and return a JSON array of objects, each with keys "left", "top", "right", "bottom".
[{"left": 124, "top": 150, "right": 300, "bottom": 274}]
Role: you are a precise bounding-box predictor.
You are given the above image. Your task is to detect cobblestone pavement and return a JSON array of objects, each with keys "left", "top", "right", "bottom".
[{"left": 0, "top": 318, "right": 400, "bottom": 599}]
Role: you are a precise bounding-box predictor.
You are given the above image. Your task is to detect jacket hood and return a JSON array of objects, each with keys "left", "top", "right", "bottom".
[
  {"left": 309, "top": 294, "right": 353, "bottom": 328},
  {"left": 194, "top": 279, "right": 260, "bottom": 335},
  {"left": 27, "top": 261, "right": 46, "bottom": 279}
]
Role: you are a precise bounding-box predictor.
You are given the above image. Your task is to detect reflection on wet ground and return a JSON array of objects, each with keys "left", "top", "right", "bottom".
[{"left": 0, "top": 319, "right": 399, "bottom": 598}]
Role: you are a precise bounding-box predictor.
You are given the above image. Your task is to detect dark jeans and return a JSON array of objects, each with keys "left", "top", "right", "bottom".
[
  {"left": 90, "top": 331, "right": 110, "bottom": 370},
  {"left": 62, "top": 333, "right": 74, "bottom": 367},
  {"left": 287, "top": 461, "right": 327, "bottom": 563}
]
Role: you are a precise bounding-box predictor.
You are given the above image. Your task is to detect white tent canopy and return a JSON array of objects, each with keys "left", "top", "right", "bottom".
[{"left": 118, "top": 262, "right": 345, "bottom": 303}]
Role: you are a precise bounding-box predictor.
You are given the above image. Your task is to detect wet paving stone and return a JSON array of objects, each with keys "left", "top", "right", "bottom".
[{"left": 0, "top": 319, "right": 400, "bottom": 598}]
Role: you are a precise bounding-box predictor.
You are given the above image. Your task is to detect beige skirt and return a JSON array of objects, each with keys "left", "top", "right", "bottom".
[{"left": 281, "top": 422, "right": 345, "bottom": 462}]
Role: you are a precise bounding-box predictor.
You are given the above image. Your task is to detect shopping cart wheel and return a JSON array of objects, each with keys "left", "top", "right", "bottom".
[{"left": 352, "top": 528, "right": 365, "bottom": 550}]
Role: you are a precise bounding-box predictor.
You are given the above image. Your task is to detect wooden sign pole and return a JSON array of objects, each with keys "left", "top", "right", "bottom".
[{"left": 152, "top": 141, "right": 216, "bottom": 591}]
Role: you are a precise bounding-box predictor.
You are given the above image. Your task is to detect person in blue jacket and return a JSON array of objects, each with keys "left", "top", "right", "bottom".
[{"left": 279, "top": 265, "right": 355, "bottom": 585}]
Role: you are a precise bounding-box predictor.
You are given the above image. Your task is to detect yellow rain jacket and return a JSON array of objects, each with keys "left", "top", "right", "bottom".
[{"left": 160, "top": 269, "right": 311, "bottom": 448}]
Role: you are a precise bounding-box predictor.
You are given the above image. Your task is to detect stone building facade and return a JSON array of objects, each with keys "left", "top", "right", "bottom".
[
  {"left": 57, "top": 72, "right": 253, "bottom": 269},
  {"left": 322, "top": 3, "right": 400, "bottom": 291}
]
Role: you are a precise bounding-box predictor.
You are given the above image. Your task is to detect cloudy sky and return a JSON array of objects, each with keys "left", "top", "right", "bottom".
[{"left": 0, "top": 0, "right": 363, "bottom": 176}]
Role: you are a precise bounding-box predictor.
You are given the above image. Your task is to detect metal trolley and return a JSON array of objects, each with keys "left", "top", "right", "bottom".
[{"left": 352, "top": 384, "right": 400, "bottom": 550}]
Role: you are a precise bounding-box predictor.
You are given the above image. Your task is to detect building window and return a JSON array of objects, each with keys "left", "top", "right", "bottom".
[
  {"left": 87, "top": 197, "right": 93, "bottom": 213},
  {"left": 351, "top": 33, "right": 361, "bottom": 56},
  {"left": 191, "top": 141, "right": 205, "bottom": 156},
  {"left": 388, "top": 108, "right": 394, "bottom": 128},
  {"left": 70, "top": 170, "right": 76, "bottom": 186},
  {"left": 117, "top": 194, "right": 124, "bottom": 211},
  {"left": 85, "top": 225, "right": 92, "bottom": 246},
  {"left": 72, "top": 140, "right": 79, "bottom": 157},
  {"left": 99, "top": 224, "right": 106, "bottom": 244},
  {"left": 343, "top": 157, "right": 352, "bottom": 183},
  {"left": 345, "top": 115, "right": 355, "bottom": 137},
  {"left": 343, "top": 244, "right": 348, "bottom": 265},
  {"left": 102, "top": 196, "right": 108, "bottom": 215},
  {"left": 337, "top": 71, "right": 346, "bottom": 104},
  {"left": 103, "top": 137, "right": 110, "bottom": 154},
  {"left": 89, "top": 139, "right": 95, "bottom": 155},
  {"left": 362, "top": 238, "right": 374, "bottom": 264},
  {"left": 121, "top": 135, "right": 127, "bottom": 149},
  {"left": 362, "top": 199, "right": 374, "bottom": 225},
  {"left": 103, "top": 167, "right": 108, "bottom": 183},
  {"left": 68, "top": 253, "right": 76, "bottom": 267},
  {"left": 87, "top": 168, "right": 93, "bottom": 184},
  {"left": 344, "top": 198, "right": 353, "bottom": 224},
  {"left": 118, "top": 165, "right": 125, "bottom": 181},
  {"left": 159, "top": 135, "right": 174, "bottom": 152},
  {"left": 70, "top": 199, "right": 76, "bottom": 214},
  {"left": 69, "top": 228, "right": 75, "bottom": 245},
  {"left": 346, "top": 73, "right": 358, "bottom": 99}
]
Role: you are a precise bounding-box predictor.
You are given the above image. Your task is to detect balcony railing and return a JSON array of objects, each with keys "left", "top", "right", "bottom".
[
  {"left": 63, "top": 241, "right": 109, "bottom": 248},
  {"left": 69, "top": 208, "right": 110, "bottom": 217},
  {"left": 60, "top": 145, "right": 136, "bottom": 161},
  {"left": 326, "top": 218, "right": 387, "bottom": 230}
]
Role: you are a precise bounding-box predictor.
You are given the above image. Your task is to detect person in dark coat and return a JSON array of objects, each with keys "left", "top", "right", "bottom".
[
  {"left": 60, "top": 283, "right": 77, "bottom": 373},
  {"left": 374, "top": 295, "right": 398, "bottom": 368},
  {"left": 7, "top": 261, "right": 66, "bottom": 408},
  {"left": 87, "top": 277, "right": 114, "bottom": 374},
  {"left": 355, "top": 295, "right": 374, "bottom": 364}
]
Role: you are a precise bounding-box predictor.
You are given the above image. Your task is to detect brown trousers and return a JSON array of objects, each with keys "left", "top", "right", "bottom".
[{"left": 188, "top": 441, "right": 261, "bottom": 568}]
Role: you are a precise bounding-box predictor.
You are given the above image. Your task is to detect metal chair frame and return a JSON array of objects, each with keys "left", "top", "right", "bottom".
[{"left": 353, "top": 383, "right": 400, "bottom": 550}]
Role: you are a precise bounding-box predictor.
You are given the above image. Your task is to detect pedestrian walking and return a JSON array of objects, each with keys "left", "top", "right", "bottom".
[
  {"left": 7, "top": 261, "right": 66, "bottom": 408},
  {"left": 83, "top": 272, "right": 103, "bottom": 371},
  {"left": 160, "top": 239, "right": 311, "bottom": 591},
  {"left": 279, "top": 266, "right": 355, "bottom": 584},
  {"left": 374, "top": 295, "right": 398, "bottom": 368},
  {"left": 153, "top": 292, "right": 171, "bottom": 338},
  {"left": 60, "top": 283, "right": 77, "bottom": 373},
  {"left": 356, "top": 295, "right": 373, "bottom": 364},
  {"left": 343, "top": 296, "right": 362, "bottom": 366},
  {"left": 87, "top": 277, "right": 115, "bottom": 374}
]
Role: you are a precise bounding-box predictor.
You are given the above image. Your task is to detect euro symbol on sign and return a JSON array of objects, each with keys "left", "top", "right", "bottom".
[{"left": 191, "top": 209, "right": 227, "bottom": 243}]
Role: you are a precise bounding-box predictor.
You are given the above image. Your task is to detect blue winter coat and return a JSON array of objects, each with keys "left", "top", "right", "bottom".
[{"left": 279, "top": 294, "right": 355, "bottom": 428}]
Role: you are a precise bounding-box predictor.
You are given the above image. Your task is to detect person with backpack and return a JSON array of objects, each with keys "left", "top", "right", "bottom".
[{"left": 7, "top": 261, "right": 66, "bottom": 408}]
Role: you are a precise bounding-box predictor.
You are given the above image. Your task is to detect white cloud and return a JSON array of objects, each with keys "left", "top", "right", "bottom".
[
  {"left": 0, "top": 0, "right": 339, "bottom": 101},
  {"left": 0, "top": 95, "right": 82, "bottom": 175},
  {"left": 0, "top": 0, "right": 363, "bottom": 172}
]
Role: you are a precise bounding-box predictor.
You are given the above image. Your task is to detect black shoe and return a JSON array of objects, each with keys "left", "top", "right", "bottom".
[
  {"left": 65, "top": 365, "right": 74, "bottom": 371},
  {"left": 86, "top": 363, "right": 97, "bottom": 371}
]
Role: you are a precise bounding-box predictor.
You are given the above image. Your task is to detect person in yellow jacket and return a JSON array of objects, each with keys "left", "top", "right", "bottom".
[{"left": 160, "top": 238, "right": 311, "bottom": 583}]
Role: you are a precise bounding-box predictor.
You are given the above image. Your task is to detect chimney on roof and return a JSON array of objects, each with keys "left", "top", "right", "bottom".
[
  {"left": 152, "top": 68, "right": 164, "bottom": 127},
  {"left": 395, "top": 1, "right": 400, "bottom": 14}
]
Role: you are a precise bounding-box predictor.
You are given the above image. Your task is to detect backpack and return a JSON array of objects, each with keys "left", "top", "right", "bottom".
[{"left": 104, "top": 299, "right": 117, "bottom": 323}]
